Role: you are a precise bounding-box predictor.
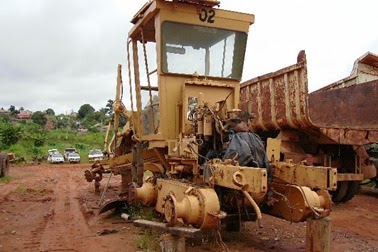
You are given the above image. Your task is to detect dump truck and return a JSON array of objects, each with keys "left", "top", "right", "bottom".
[
  {"left": 240, "top": 51, "right": 378, "bottom": 202},
  {"left": 85, "top": 0, "right": 335, "bottom": 235}
]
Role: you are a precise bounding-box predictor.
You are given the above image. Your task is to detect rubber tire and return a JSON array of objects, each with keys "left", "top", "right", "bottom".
[
  {"left": 341, "top": 181, "right": 359, "bottom": 202},
  {"left": 331, "top": 181, "right": 349, "bottom": 203},
  {"left": 330, "top": 164, "right": 348, "bottom": 203}
]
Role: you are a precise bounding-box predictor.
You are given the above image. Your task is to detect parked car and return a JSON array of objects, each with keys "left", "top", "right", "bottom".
[
  {"left": 48, "top": 153, "right": 64, "bottom": 164},
  {"left": 67, "top": 152, "right": 81, "bottom": 163},
  {"left": 48, "top": 149, "right": 59, "bottom": 155},
  {"left": 47, "top": 149, "right": 61, "bottom": 163},
  {"left": 88, "top": 149, "right": 104, "bottom": 162},
  {"left": 64, "top": 148, "right": 78, "bottom": 160}
]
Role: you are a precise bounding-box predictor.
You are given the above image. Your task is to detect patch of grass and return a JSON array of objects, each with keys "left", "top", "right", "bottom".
[
  {"left": 140, "top": 207, "right": 154, "bottom": 221},
  {"left": 15, "top": 185, "right": 27, "bottom": 193},
  {"left": 15, "top": 185, "right": 52, "bottom": 195},
  {"left": 125, "top": 205, "right": 155, "bottom": 221},
  {"left": 126, "top": 204, "right": 142, "bottom": 219},
  {"left": 135, "top": 228, "right": 158, "bottom": 251},
  {"left": 0, "top": 175, "right": 11, "bottom": 184}
]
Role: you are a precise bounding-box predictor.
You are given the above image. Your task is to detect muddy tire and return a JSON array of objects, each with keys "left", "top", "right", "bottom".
[
  {"left": 331, "top": 149, "right": 360, "bottom": 203},
  {"left": 341, "top": 181, "right": 359, "bottom": 202},
  {"left": 0, "top": 153, "right": 10, "bottom": 177}
]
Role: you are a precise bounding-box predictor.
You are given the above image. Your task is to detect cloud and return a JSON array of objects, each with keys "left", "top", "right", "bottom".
[{"left": 1, "top": 0, "right": 377, "bottom": 113}]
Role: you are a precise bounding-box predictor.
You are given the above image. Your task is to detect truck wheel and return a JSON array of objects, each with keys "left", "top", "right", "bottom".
[
  {"left": 0, "top": 153, "right": 10, "bottom": 177},
  {"left": 331, "top": 181, "right": 348, "bottom": 203},
  {"left": 331, "top": 151, "right": 360, "bottom": 203},
  {"left": 341, "top": 181, "right": 359, "bottom": 202}
]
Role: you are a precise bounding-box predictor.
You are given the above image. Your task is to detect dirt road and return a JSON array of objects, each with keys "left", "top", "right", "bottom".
[{"left": 0, "top": 164, "right": 377, "bottom": 251}]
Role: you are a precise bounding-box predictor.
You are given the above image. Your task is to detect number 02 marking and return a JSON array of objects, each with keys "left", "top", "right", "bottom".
[{"left": 199, "top": 9, "right": 215, "bottom": 23}]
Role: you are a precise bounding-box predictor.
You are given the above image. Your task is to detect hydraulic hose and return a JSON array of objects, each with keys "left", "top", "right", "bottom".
[{"left": 242, "top": 190, "right": 263, "bottom": 228}]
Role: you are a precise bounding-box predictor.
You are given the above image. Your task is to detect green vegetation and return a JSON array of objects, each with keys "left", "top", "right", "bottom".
[
  {"left": 0, "top": 101, "right": 129, "bottom": 163},
  {"left": 135, "top": 229, "right": 158, "bottom": 251},
  {"left": 0, "top": 175, "right": 11, "bottom": 184},
  {"left": 126, "top": 205, "right": 155, "bottom": 221},
  {"left": 2, "top": 123, "right": 106, "bottom": 163},
  {"left": 0, "top": 122, "right": 23, "bottom": 148},
  {"left": 0, "top": 122, "right": 105, "bottom": 163},
  {"left": 15, "top": 185, "right": 52, "bottom": 195}
]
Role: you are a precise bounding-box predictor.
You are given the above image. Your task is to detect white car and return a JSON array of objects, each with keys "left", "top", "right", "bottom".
[
  {"left": 67, "top": 152, "right": 81, "bottom": 163},
  {"left": 64, "top": 148, "right": 78, "bottom": 160},
  {"left": 48, "top": 149, "right": 59, "bottom": 155},
  {"left": 88, "top": 149, "right": 104, "bottom": 162},
  {"left": 48, "top": 153, "right": 64, "bottom": 164}
]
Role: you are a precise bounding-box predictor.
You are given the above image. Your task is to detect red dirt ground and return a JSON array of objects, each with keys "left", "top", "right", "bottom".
[{"left": 0, "top": 163, "right": 377, "bottom": 251}]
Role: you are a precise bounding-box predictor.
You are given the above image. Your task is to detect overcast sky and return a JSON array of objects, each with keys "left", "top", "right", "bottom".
[{"left": 1, "top": 0, "right": 377, "bottom": 115}]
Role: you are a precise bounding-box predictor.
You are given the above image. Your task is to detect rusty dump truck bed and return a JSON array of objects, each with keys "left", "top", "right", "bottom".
[{"left": 240, "top": 51, "right": 378, "bottom": 146}]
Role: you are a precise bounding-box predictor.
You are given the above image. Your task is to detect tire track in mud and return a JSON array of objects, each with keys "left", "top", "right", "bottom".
[
  {"left": 17, "top": 169, "right": 57, "bottom": 251},
  {"left": 37, "top": 167, "right": 91, "bottom": 252}
]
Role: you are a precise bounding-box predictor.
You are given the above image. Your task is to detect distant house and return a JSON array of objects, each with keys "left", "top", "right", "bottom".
[
  {"left": 16, "top": 110, "right": 32, "bottom": 120},
  {"left": 0, "top": 109, "right": 9, "bottom": 115}
]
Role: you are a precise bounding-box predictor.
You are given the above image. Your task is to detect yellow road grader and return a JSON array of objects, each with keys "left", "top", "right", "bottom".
[{"left": 85, "top": 0, "right": 336, "bottom": 233}]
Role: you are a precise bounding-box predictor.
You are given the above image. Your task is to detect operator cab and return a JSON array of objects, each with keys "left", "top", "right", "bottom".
[{"left": 126, "top": 0, "right": 254, "bottom": 145}]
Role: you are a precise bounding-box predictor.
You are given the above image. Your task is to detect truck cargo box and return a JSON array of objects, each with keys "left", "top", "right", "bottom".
[{"left": 240, "top": 51, "right": 378, "bottom": 146}]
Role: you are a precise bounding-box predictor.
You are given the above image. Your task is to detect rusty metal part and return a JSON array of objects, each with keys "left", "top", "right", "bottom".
[
  {"left": 267, "top": 182, "right": 332, "bottom": 222},
  {"left": 84, "top": 170, "right": 94, "bottom": 182},
  {"left": 162, "top": 187, "right": 222, "bottom": 229},
  {"left": 337, "top": 173, "right": 364, "bottom": 181},
  {"left": 98, "top": 199, "right": 128, "bottom": 214},
  {"left": 241, "top": 52, "right": 378, "bottom": 145},
  {"left": 272, "top": 160, "right": 337, "bottom": 191},
  {"left": 240, "top": 51, "right": 311, "bottom": 131},
  {"left": 354, "top": 145, "right": 377, "bottom": 179},
  {"left": 309, "top": 79, "right": 378, "bottom": 145},
  {"left": 208, "top": 158, "right": 268, "bottom": 201},
  {"left": 128, "top": 180, "right": 156, "bottom": 206}
]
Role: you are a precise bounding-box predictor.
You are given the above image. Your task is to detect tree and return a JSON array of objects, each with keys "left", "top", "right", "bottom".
[
  {"left": 55, "top": 114, "right": 69, "bottom": 129},
  {"left": 8, "top": 105, "right": 19, "bottom": 117},
  {"left": 31, "top": 132, "right": 46, "bottom": 147},
  {"left": 105, "top": 99, "right": 114, "bottom": 116},
  {"left": 45, "top": 108, "right": 55, "bottom": 116},
  {"left": 31, "top": 111, "right": 47, "bottom": 126},
  {"left": 80, "top": 111, "right": 103, "bottom": 129},
  {"left": 78, "top": 104, "right": 95, "bottom": 119}
]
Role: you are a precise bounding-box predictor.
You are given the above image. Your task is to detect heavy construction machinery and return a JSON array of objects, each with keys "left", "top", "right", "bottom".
[
  {"left": 240, "top": 51, "right": 378, "bottom": 202},
  {"left": 85, "top": 0, "right": 335, "bottom": 232}
]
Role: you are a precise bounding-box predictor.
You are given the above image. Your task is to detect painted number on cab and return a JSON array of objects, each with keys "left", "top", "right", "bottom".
[{"left": 199, "top": 9, "right": 215, "bottom": 23}]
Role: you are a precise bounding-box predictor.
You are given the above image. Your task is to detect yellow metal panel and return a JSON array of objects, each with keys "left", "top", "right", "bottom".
[
  {"left": 273, "top": 161, "right": 338, "bottom": 190},
  {"left": 211, "top": 162, "right": 268, "bottom": 197}
]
